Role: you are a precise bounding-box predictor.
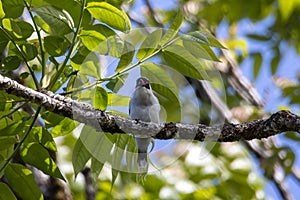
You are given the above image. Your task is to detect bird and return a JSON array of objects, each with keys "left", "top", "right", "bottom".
[{"left": 129, "top": 77, "right": 160, "bottom": 173}]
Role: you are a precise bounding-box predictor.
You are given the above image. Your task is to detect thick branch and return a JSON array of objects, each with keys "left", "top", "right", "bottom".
[{"left": 0, "top": 74, "right": 299, "bottom": 142}]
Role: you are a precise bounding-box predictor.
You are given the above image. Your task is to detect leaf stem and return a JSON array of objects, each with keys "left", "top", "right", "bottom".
[
  {"left": 23, "top": 0, "right": 46, "bottom": 79},
  {"left": 0, "top": 27, "right": 40, "bottom": 91},
  {"left": 0, "top": 106, "right": 41, "bottom": 174},
  {"left": 46, "top": 0, "right": 86, "bottom": 91},
  {"left": 0, "top": 101, "right": 29, "bottom": 120}
]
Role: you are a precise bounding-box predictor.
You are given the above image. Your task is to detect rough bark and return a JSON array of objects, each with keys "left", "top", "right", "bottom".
[{"left": 0, "top": 74, "right": 299, "bottom": 142}]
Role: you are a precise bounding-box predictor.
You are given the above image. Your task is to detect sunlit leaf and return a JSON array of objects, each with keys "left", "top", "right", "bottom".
[
  {"left": 141, "top": 62, "right": 178, "bottom": 97},
  {"left": 70, "top": 46, "right": 101, "bottom": 78},
  {"left": 116, "top": 42, "right": 135, "bottom": 72},
  {"left": 21, "top": 43, "right": 38, "bottom": 61},
  {"left": 160, "top": 9, "right": 184, "bottom": 46},
  {"left": 94, "top": 86, "right": 108, "bottom": 111},
  {"left": 50, "top": 116, "right": 77, "bottom": 137},
  {"left": 162, "top": 44, "right": 208, "bottom": 80},
  {"left": 35, "top": 6, "right": 74, "bottom": 35},
  {"left": 137, "top": 29, "right": 162, "bottom": 60},
  {"left": 79, "top": 29, "right": 107, "bottom": 54},
  {"left": 25, "top": 127, "right": 57, "bottom": 152},
  {"left": 86, "top": 2, "right": 131, "bottom": 32},
  {"left": 183, "top": 40, "right": 220, "bottom": 62},
  {"left": 279, "top": 0, "right": 295, "bottom": 21},
  {"left": 20, "top": 143, "right": 64, "bottom": 180},
  {"left": 2, "top": 19, "right": 34, "bottom": 40},
  {"left": 107, "top": 93, "right": 130, "bottom": 107},
  {"left": 5, "top": 163, "right": 43, "bottom": 200},
  {"left": 0, "top": 1, "right": 5, "bottom": 19}
]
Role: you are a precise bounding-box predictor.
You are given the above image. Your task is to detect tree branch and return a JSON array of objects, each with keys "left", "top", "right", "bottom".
[{"left": 0, "top": 74, "right": 299, "bottom": 142}]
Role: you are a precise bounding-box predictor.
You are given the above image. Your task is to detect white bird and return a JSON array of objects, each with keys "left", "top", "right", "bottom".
[{"left": 129, "top": 77, "right": 160, "bottom": 172}]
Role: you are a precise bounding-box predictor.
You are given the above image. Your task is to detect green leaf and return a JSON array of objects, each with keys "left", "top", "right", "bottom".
[
  {"left": 140, "top": 62, "right": 178, "bottom": 97},
  {"left": 21, "top": 43, "right": 38, "bottom": 61},
  {"left": 71, "top": 47, "right": 101, "bottom": 78},
  {"left": 253, "top": 53, "right": 262, "bottom": 79},
  {"left": 86, "top": 2, "right": 131, "bottom": 32},
  {"left": 0, "top": 136, "right": 16, "bottom": 151},
  {"left": 111, "top": 134, "right": 130, "bottom": 186},
  {"left": 106, "top": 74, "right": 129, "bottom": 92},
  {"left": 247, "top": 34, "right": 270, "bottom": 41},
  {"left": 107, "top": 34, "right": 125, "bottom": 58},
  {"left": 141, "top": 63, "right": 182, "bottom": 121},
  {"left": 183, "top": 31, "right": 226, "bottom": 48},
  {"left": 0, "top": 1, "right": 5, "bottom": 19},
  {"left": 0, "top": 182, "right": 17, "bottom": 200},
  {"left": 34, "top": 15, "right": 51, "bottom": 33},
  {"left": 137, "top": 29, "right": 162, "bottom": 60},
  {"left": 49, "top": 116, "right": 77, "bottom": 137},
  {"left": 79, "top": 29, "right": 107, "bottom": 54},
  {"left": 0, "top": 118, "right": 23, "bottom": 136},
  {"left": 279, "top": 0, "right": 295, "bottom": 21},
  {"left": 159, "top": 9, "right": 184, "bottom": 46},
  {"left": 5, "top": 163, "right": 43, "bottom": 200},
  {"left": 116, "top": 42, "right": 135, "bottom": 72},
  {"left": 2, "top": 19, "right": 34, "bottom": 40},
  {"left": 94, "top": 86, "right": 108, "bottom": 111},
  {"left": 91, "top": 157, "right": 104, "bottom": 184},
  {"left": 182, "top": 31, "right": 209, "bottom": 46},
  {"left": 20, "top": 143, "right": 64, "bottom": 180},
  {"left": 107, "top": 93, "right": 130, "bottom": 107},
  {"left": 162, "top": 44, "right": 208, "bottom": 80},
  {"left": 0, "top": 56, "right": 21, "bottom": 71},
  {"left": 0, "top": 29, "right": 9, "bottom": 52},
  {"left": 72, "top": 137, "right": 91, "bottom": 177},
  {"left": 25, "top": 127, "right": 57, "bottom": 152},
  {"left": 2, "top": 0, "right": 24, "bottom": 18},
  {"left": 79, "top": 125, "right": 114, "bottom": 166},
  {"left": 183, "top": 40, "right": 220, "bottom": 62},
  {"left": 151, "top": 83, "right": 181, "bottom": 122},
  {"left": 35, "top": 6, "right": 74, "bottom": 35},
  {"left": 44, "top": 36, "right": 70, "bottom": 57}
]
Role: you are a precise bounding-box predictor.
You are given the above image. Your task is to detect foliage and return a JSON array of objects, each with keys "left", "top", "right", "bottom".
[{"left": 0, "top": 0, "right": 299, "bottom": 199}]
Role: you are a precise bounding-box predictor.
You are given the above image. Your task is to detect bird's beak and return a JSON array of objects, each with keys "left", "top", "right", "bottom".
[{"left": 142, "top": 82, "right": 150, "bottom": 89}]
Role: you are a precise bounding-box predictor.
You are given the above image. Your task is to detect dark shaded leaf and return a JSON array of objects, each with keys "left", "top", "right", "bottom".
[
  {"left": 44, "top": 36, "right": 70, "bottom": 57},
  {"left": 0, "top": 182, "right": 17, "bottom": 200},
  {"left": 2, "top": 0, "right": 24, "bottom": 18}
]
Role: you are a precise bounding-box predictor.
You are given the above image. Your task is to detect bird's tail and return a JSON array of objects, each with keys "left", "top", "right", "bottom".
[{"left": 135, "top": 137, "right": 151, "bottom": 173}]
